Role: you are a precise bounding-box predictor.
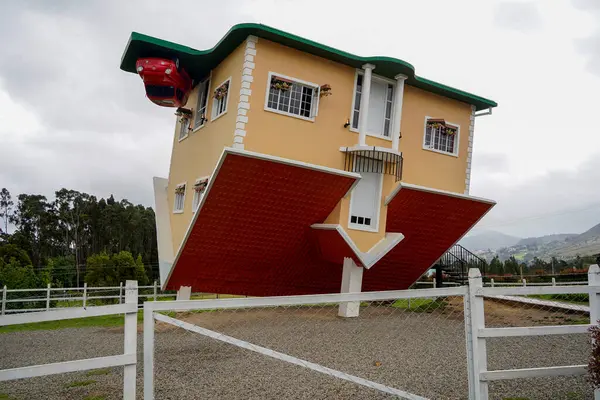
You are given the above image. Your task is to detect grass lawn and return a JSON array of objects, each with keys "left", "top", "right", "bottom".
[
  {"left": 528, "top": 293, "right": 589, "bottom": 305},
  {"left": 0, "top": 311, "right": 143, "bottom": 334}
]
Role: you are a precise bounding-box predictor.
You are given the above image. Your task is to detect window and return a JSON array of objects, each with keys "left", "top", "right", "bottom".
[
  {"left": 173, "top": 183, "right": 186, "bottom": 213},
  {"left": 349, "top": 157, "right": 382, "bottom": 231},
  {"left": 351, "top": 73, "right": 394, "bottom": 137},
  {"left": 265, "top": 73, "right": 319, "bottom": 120},
  {"left": 423, "top": 118, "right": 459, "bottom": 155},
  {"left": 211, "top": 78, "right": 230, "bottom": 120},
  {"left": 194, "top": 79, "right": 210, "bottom": 130},
  {"left": 191, "top": 178, "right": 208, "bottom": 212},
  {"left": 179, "top": 117, "right": 190, "bottom": 141}
]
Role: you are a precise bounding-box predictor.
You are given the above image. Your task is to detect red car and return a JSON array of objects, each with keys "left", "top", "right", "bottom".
[{"left": 135, "top": 57, "right": 192, "bottom": 107}]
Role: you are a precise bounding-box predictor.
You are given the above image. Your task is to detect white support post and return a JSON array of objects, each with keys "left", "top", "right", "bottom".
[
  {"left": 552, "top": 277, "right": 556, "bottom": 286},
  {"left": 391, "top": 74, "right": 407, "bottom": 151},
  {"left": 490, "top": 279, "right": 495, "bottom": 288},
  {"left": 357, "top": 64, "right": 375, "bottom": 146},
  {"left": 82, "top": 283, "right": 87, "bottom": 308},
  {"left": 123, "top": 280, "right": 137, "bottom": 399},
  {"left": 588, "top": 265, "right": 600, "bottom": 400},
  {"left": 46, "top": 283, "right": 51, "bottom": 311},
  {"left": 433, "top": 279, "right": 437, "bottom": 288},
  {"left": 522, "top": 279, "right": 527, "bottom": 287},
  {"left": 2, "top": 286, "right": 6, "bottom": 315},
  {"left": 466, "top": 268, "right": 488, "bottom": 399},
  {"left": 176, "top": 286, "right": 192, "bottom": 301},
  {"left": 143, "top": 303, "right": 155, "bottom": 400},
  {"left": 153, "top": 280, "right": 158, "bottom": 301},
  {"left": 338, "top": 257, "right": 363, "bottom": 318},
  {"left": 119, "top": 282, "right": 123, "bottom": 304}
]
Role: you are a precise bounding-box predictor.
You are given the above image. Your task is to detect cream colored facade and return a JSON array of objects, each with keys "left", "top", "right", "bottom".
[{"left": 166, "top": 37, "right": 478, "bottom": 255}]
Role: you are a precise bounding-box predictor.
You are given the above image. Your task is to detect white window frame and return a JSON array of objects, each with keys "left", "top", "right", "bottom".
[
  {"left": 211, "top": 77, "right": 231, "bottom": 122},
  {"left": 349, "top": 70, "right": 395, "bottom": 142},
  {"left": 347, "top": 158, "right": 384, "bottom": 233},
  {"left": 193, "top": 77, "right": 212, "bottom": 132},
  {"left": 173, "top": 182, "right": 186, "bottom": 214},
  {"left": 422, "top": 116, "right": 460, "bottom": 157},
  {"left": 263, "top": 71, "right": 320, "bottom": 122},
  {"left": 191, "top": 176, "right": 209, "bottom": 213},
  {"left": 178, "top": 117, "right": 190, "bottom": 142}
]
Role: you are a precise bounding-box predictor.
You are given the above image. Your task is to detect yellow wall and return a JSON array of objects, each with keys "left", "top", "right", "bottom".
[
  {"left": 165, "top": 37, "right": 474, "bottom": 254},
  {"left": 166, "top": 42, "right": 245, "bottom": 254}
]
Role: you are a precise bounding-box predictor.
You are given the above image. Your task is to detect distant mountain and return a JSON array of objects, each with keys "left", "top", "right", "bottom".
[
  {"left": 460, "top": 231, "right": 521, "bottom": 251},
  {"left": 546, "top": 222, "right": 600, "bottom": 259},
  {"left": 517, "top": 234, "right": 578, "bottom": 247}
]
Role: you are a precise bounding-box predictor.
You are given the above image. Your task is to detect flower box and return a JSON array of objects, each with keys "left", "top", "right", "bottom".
[{"left": 214, "top": 82, "right": 229, "bottom": 100}]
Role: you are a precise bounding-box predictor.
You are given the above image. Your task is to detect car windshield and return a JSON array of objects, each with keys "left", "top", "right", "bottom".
[{"left": 145, "top": 85, "right": 175, "bottom": 98}]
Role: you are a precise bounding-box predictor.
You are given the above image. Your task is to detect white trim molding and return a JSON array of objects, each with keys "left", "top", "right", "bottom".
[
  {"left": 385, "top": 181, "right": 496, "bottom": 207},
  {"left": 211, "top": 76, "right": 232, "bottom": 122},
  {"left": 465, "top": 105, "right": 476, "bottom": 194},
  {"left": 310, "top": 223, "right": 404, "bottom": 269},
  {"left": 233, "top": 35, "right": 258, "bottom": 150}
]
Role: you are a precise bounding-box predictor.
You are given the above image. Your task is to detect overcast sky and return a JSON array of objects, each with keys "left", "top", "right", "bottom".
[{"left": 0, "top": 0, "right": 599, "bottom": 238}]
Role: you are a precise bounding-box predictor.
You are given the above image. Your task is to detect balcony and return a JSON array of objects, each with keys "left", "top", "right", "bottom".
[{"left": 340, "top": 146, "right": 403, "bottom": 181}]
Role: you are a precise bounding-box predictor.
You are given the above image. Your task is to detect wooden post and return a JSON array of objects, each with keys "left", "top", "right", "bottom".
[
  {"left": 466, "top": 268, "right": 488, "bottom": 399},
  {"left": 119, "top": 282, "right": 123, "bottom": 304},
  {"left": 82, "top": 283, "right": 87, "bottom": 308},
  {"left": 490, "top": 278, "right": 495, "bottom": 288},
  {"left": 123, "top": 280, "right": 137, "bottom": 399},
  {"left": 143, "top": 302, "right": 155, "bottom": 400},
  {"left": 46, "top": 284, "right": 51, "bottom": 311},
  {"left": 522, "top": 278, "right": 527, "bottom": 287},
  {"left": 1, "top": 286, "right": 6, "bottom": 315},
  {"left": 588, "top": 265, "right": 600, "bottom": 400},
  {"left": 153, "top": 280, "right": 158, "bottom": 301},
  {"left": 552, "top": 277, "right": 556, "bottom": 287}
]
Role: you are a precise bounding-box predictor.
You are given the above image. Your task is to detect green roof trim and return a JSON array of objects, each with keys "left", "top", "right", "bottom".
[{"left": 120, "top": 23, "right": 497, "bottom": 111}]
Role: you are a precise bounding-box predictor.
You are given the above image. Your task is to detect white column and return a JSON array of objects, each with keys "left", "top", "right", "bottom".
[
  {"left": 465, "top": 268, "right": 488, "bottom": 399},
  {"left": 588, "top": 265, "right": 600, "bottom": 400},
  {"left": 143, "top": 302, "right": 155, "bottom": 400},
  {"left": 338, "top": 257, "right": 363, "bottom": 318},
  {"left": 391, "top": 74, "right": 407, "bottom": 151},
  {"left": 358, "top": 64, "right": 375, "bottom": 146},
  {"left": 176, "top": 286, "right": 192, "bottom": 301},
  {"left": 123, "top": 280, "right": 138, "bottom": 399}
]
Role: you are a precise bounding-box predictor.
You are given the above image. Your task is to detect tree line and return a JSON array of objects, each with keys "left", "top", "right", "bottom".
[
  {"left": 0, "top": 187, "right": 158, "bottom": 288},
  {"left": 485, "top": 254, "right": 598, "bottom": 277}
]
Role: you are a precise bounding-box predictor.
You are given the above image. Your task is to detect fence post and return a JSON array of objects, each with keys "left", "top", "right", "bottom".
[
  {"left": 465, "top": 268, "right": 488, "bottom": 400},
  {"left": 123, "top": 280, "right": 137, "bottom": 399},
  {"left": 153, "top": 280, "right": 158, "bottom": 301},
  {"left": 119, "top": 282, "right": 123, "bottom": 304},
  {"left": 143, "top": 302, "right": 155, "bottom": 400},
  {"left": 433, "top": 279, "right": 437, "bottom": 288},
  {"left": 522, "top": 278, "right": 527, "bottom": 287},
  {"left": 46, "top": 283, "right": 51, "bottom": 311},
  {"left": 588, "top": 265, "right": 600, "bottom": 400},
  {"left": 82, "top": 282, "right": 87, "bottom": 308},
  {"left": 1, "top": 286, "right": 6, "bottom": 315},
  {"left": 552, "top": 277, "right": 556, "bottom": 287},
  {"left": 490, "top": 278, "right": 494, "bottom": 288}
]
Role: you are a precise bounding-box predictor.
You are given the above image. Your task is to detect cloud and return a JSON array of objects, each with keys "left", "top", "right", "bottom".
[
  {"left": 494, "top": 1, "right": 543, "bottom": 32},
  {"left": 572, "top": 0, "right": 600, "bottom": 77}
]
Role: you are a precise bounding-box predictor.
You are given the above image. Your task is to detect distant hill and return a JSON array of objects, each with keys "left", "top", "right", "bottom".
[
  {"left": 546, "top": 222, "right": 600, "bottom": 259},
  {"left": 517, "top": 234, "right": 578, "bottom": 247},
  {"left": 460, "top": 231, "right": 521, "bottom": 251}
]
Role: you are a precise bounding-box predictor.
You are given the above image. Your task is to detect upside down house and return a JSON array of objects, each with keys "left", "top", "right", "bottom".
[{"left": 120, "top": 23, "right": 497, "bottom": 310}]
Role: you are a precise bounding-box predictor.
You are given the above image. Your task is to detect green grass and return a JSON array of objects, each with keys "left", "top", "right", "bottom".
[
  {"left": 86, "top": 368, "right": 111, "bottom": 377},
  {"left": 528, "top": 293, "right": 589, "bottom": 305},
  {"left": 65, "top": 380, "right": 96, "bottom": 388},
  {"left": 0, "top": 394, "right": 17, "bottom": 400},
  {"left": 391, "top": 298, "right": 448, "bottom": 313},
  {"left": 0, "top": 311, "right": 143, "bottom": 334}
]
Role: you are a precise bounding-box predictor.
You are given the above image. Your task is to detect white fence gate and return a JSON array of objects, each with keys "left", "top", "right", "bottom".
[{"left": 0, "top": 280, "right": 139, "bottom": 399}]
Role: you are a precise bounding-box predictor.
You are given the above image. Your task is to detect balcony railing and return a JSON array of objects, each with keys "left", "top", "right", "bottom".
[{"left": 342, "top": 147, "right": 403, "bottom": 181}]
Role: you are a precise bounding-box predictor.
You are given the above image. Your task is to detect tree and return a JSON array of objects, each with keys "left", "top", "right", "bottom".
[
  {"left": 85, "top": 251, "right": 148, "bottom": 287},
  {"left": 0, "top": 188, "right": 13, "bottom": 234},
  {"left": 489, "top": 256, "right": 504, "bottom": 275},
  {"left": 504, "top": 256, "right": 520, "bottom": 276}
]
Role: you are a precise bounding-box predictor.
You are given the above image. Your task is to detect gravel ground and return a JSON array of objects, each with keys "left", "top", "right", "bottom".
[{"left": 0, "top": 298, "right": 594, "bottom": 400}]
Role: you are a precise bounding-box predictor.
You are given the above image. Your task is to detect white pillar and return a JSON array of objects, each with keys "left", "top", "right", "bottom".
[
  {"left": 176, "top": 286, "right": 192, "bottom": 301},
  {"left": 391, "top": 74, "right": 407, "bottom": 151},
  {"left": 465, "top": 268, "right": 488, "bottom": 399},
  {"left": 338, "top": 257, "right": 363, "bottom": 318},
  {"left": 123, "top": 280, "right": 138, "bottom": 399},
  {"left": 588, "top": 265, "right": 600, "bottom": 400},
  {"left": 358, "top": 64, "right": 375, "bottom": 146}
]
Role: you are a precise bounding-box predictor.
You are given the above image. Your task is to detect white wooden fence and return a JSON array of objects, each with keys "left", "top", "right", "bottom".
[{"left": 0, "top": 280, "right": 139, "bottom": 399}]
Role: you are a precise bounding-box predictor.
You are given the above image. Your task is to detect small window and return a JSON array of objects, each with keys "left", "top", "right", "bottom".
[
  {"left": 174, "top": 183, "right": 186, "bottom": 213},
  {"left": 211, "top": 78, "right": 230, "bottom": 120},
  {"left": 423, "top": 118, "right": 459, "bottom": 155},
  {"left": 179, "top": 117, "right": 190, "bottom": 141},
  {"left": 194, "top": 79, "right": 210, "bottom": 130},
  {"left": 266, "top": 73, "right": 319, "bottom": 120},
  {"left": 351, "top": 73, "right": 394, "bottom": 137},
  {"left": 349, "top": 157, "right": 382, "bottom": 231},
  {"left": 192, "top": 178, "right": 208, "bottom": 212}
]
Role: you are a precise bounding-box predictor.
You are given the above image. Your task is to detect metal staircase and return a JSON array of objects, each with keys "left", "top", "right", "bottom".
[{"left": 436, "top": 244, "right": 487, "bottom": 285}]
